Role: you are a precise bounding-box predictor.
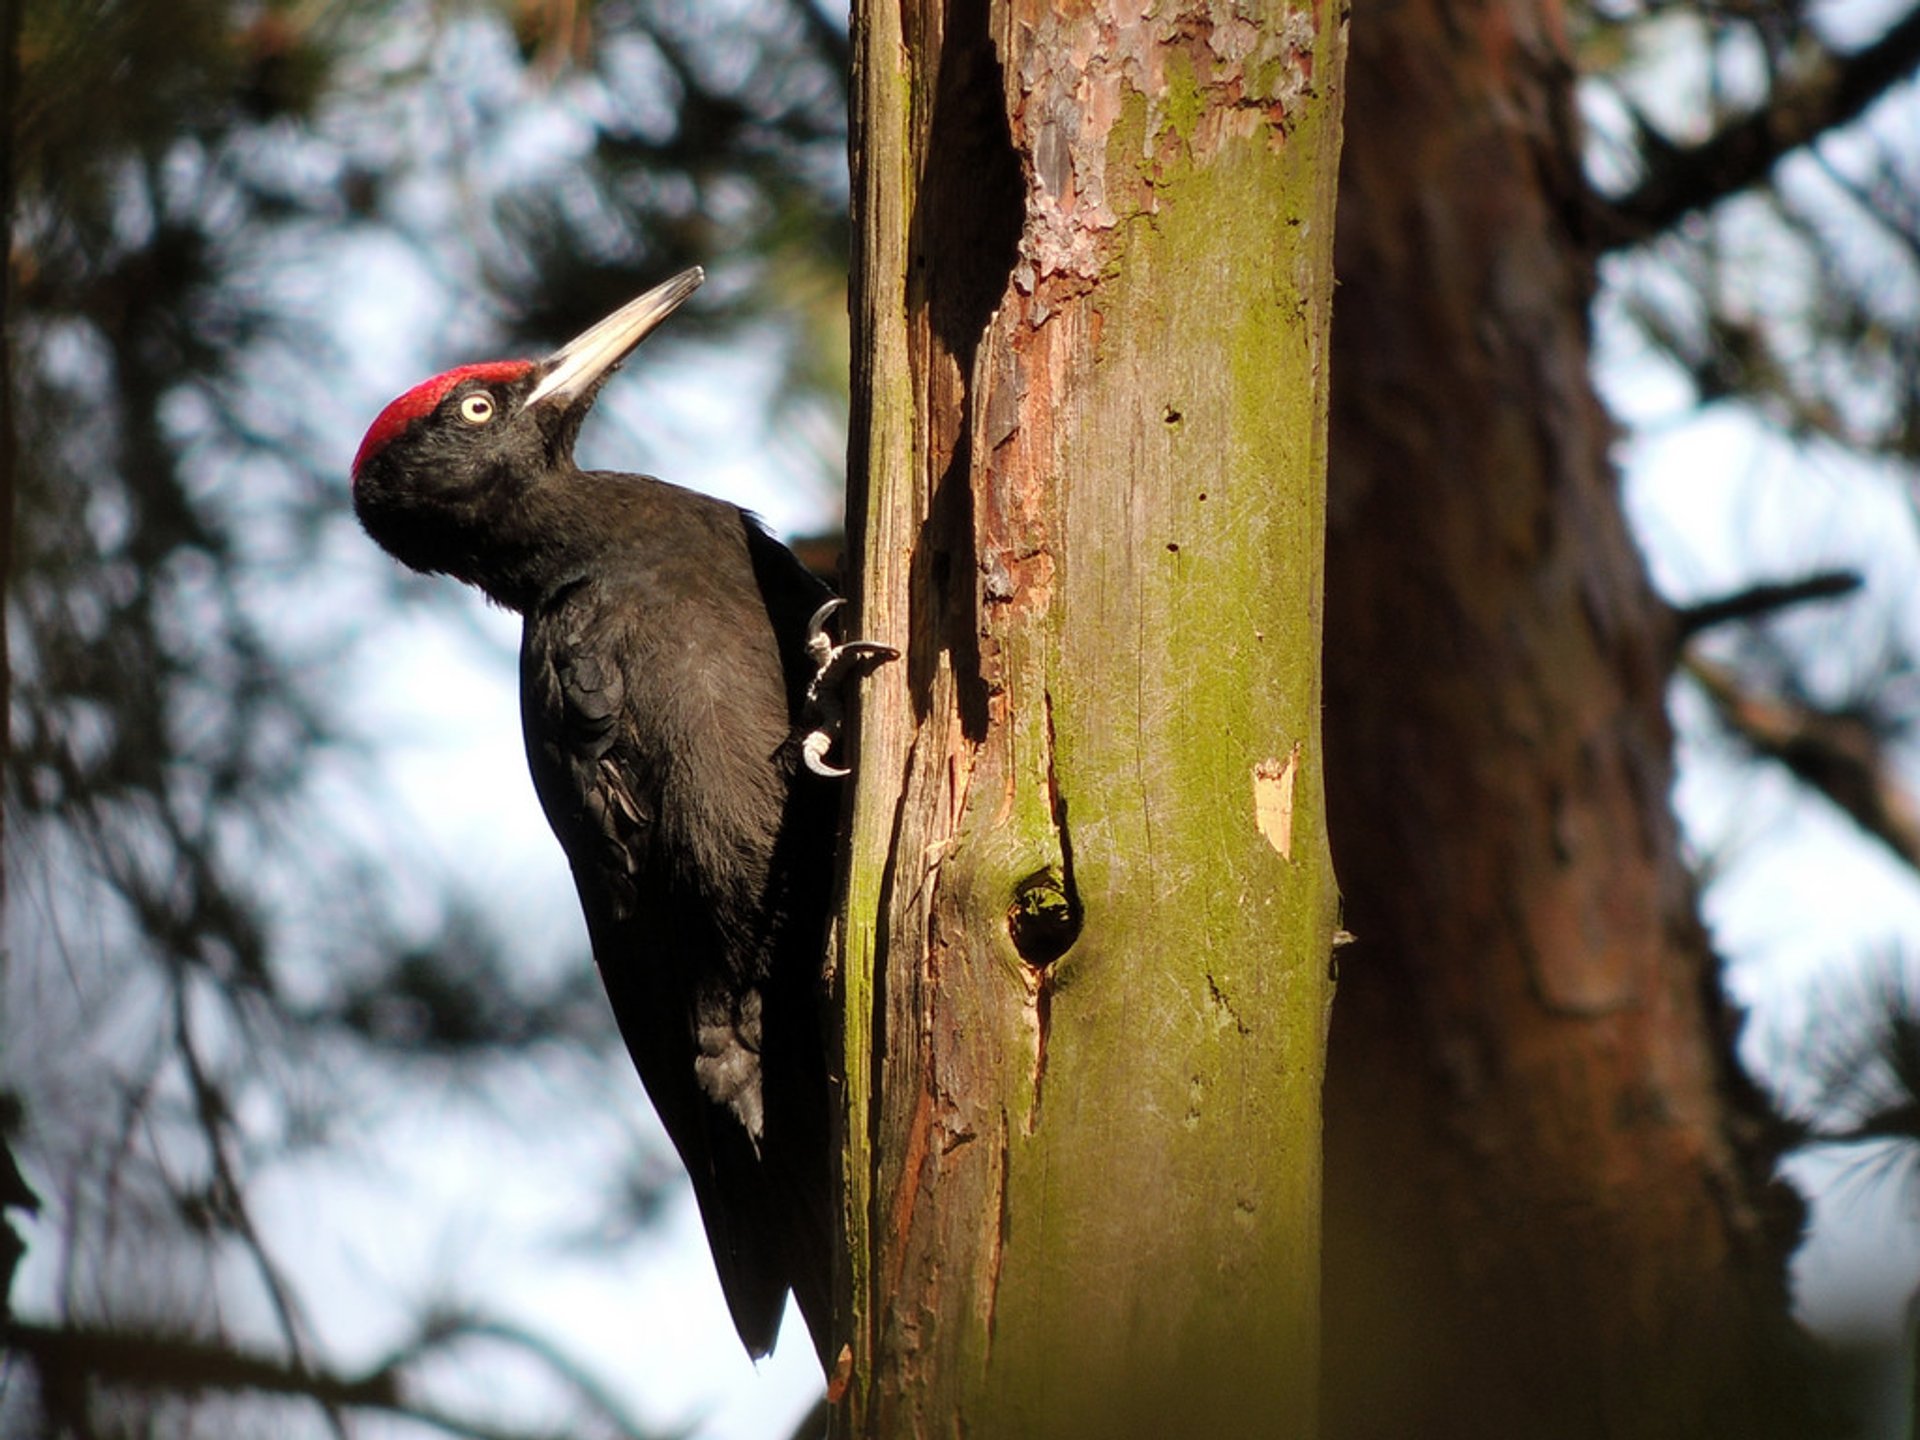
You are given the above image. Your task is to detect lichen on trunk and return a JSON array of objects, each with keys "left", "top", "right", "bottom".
[{"left": 837, "top": 3, "right": 1348, "bottom": 1436}]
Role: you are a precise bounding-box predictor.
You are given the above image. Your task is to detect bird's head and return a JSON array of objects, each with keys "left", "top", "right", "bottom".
[{"left": 351, "top": 267, "right": 703, "bottom": 588}]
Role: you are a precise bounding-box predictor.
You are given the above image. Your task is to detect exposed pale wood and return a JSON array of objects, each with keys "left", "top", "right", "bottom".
[{"left": 838, "top": 4, "right": 1347, "bottom": 1435}]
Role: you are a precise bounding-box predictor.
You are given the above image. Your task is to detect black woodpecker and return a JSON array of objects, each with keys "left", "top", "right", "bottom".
[{"left": 351, "top": 268, "right": 886, "bottom": 1363}]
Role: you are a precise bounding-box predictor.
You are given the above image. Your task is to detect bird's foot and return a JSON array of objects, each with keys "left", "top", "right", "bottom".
[{"left": 801, "top": 599, "right": 897, "bottom": 777}]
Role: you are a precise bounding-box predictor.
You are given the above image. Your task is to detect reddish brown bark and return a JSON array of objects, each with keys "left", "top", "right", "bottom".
[
  {"left": 840, "top": 2, "right": 1345, "bottom": 1434},
  {"left": 1317, "top": 0, "right": 1820, "bottom": 1433}
]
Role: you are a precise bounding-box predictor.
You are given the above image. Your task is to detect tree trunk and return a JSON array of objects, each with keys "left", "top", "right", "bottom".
[
  {"left": 1318, "top": 0, "right": 1818, "bottom": 1434},
  {"left": 836, "top": 2, "right": 1347, "bottom": 1436}
]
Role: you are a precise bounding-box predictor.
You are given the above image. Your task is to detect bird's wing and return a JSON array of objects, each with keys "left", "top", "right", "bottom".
[{"left": 519, "top": 581, "right": 794, "bottom": 1357}]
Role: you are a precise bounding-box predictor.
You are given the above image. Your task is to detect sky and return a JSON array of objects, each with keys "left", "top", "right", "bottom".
[{"left": 1601, "top": 278, "right": 1920, "bottom": 1351}]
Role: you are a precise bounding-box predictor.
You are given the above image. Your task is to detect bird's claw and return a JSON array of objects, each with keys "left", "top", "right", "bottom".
[
  {"left": 802, "top": 730, "right": 849, "bottom": 779},
  {"left": 801, "top": 599, "right": 897, "bottom": 778}
]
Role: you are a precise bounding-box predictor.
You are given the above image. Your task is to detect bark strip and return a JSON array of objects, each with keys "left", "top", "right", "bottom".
[{"left": 840, "top": 4, "right": 1347, "bottom": 1436}]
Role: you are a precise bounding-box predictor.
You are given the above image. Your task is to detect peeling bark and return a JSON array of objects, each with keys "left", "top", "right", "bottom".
[{"left": 839, "top": 2, "right": 1347, "bottom": 1436}]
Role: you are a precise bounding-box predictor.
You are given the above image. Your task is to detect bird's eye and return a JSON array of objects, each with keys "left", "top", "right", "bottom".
[{"left": 459, "top": 393, "right": 495, "bottom": 425}]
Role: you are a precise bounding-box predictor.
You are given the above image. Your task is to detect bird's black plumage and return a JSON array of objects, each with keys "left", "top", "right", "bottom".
[{"left": 351, "top": 270, "right": 836, "bottom": 1360}]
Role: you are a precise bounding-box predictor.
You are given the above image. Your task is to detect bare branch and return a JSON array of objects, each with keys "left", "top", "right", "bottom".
[
  {"left": 1, "top": 1316, "right": 668, "bottom": 1440},
  {"left": 1686, "top": 652, "right": 1920, "bottom": 872},
  {"left": 400, "top": 1310, "right": 664, "bottom": 1440},
  {"left": 168, "top": 973, "right": 342, "bottom": 1439},
  {"left": 1599, "top": 2, "right": 1920, "bottom": 250},
  {"left": 1672, "top": 568, "right": 1862, "bottom": 641},
  {"left": 1809, "top": 146, "right": 1920, "bottom": 268},
  {"left": 3, "top": 1318, "right": 399, "bottom": 1413}
]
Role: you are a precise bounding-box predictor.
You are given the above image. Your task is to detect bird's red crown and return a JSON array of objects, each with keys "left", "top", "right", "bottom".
[{"left": 352, "top": 360, "right": 535, "bottom": 480}]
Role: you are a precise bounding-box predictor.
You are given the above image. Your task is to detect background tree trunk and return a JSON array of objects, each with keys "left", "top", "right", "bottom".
[
  {"left": 838, "top": 1, "right": 1347, "bottom": 1435},
  {"left": 1317, "top": 0, "right": 1818, "bottom": 1434}
]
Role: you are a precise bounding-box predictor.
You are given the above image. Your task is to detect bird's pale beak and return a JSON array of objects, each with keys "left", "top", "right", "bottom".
[{"left": 525, "top": 266, "right": 705, "bottom": 410}]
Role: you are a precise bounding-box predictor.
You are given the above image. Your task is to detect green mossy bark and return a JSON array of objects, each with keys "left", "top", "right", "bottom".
[
  {"left": 839, "top": 5, "right": 1346, "bottom": 1436},
  {"left": 835, "top": 0, "right": 917, "bottom": 1424}
]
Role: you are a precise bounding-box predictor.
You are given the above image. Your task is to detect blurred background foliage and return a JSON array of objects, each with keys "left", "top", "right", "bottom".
[
  {"left": 5, "top": 2, "right": 851, "bottom": 1434},
  {"left": 1, "top": 0, "right": 1919, "bottom": 1435}
]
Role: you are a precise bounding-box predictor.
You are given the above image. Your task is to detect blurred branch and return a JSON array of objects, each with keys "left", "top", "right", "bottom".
[
  {"left": 1599, "top": 1, "right": 1920, "bottom": 249},
  {"left": 1672, "top": 568, "right": 1862, "bottom": 641},
  {"left": 404, "top": 1310, "right": 664, "bottom": 1439},
  {"left": 1686, "top": 651, "right": 1920, "bottom": 871},
  {"left": 3, "top": 1318, "right": 400, "bottom": 1413},
  {"left": 2, "top": 1314, "right": 667, "bottom": 1440},
  {"left": 1810, "top": 146, "right": 1920, "bottom": 268},
  {"left": 168, "top": 973, "right": 343, "bottom": 1440}
]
